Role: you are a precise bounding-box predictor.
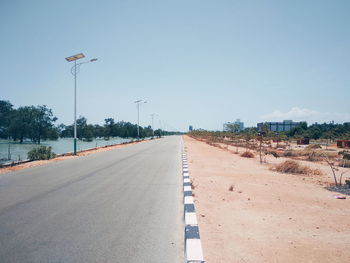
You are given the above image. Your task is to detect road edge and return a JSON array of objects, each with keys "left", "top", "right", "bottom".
[{"left": 182, "top": 137, "right": 205, "bottom": 263}]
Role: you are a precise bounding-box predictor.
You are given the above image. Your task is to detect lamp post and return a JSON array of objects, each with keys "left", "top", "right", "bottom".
[
  {"left": 134, "top": 100, "right": 147, "bottom": 139},
  {"left": 65, "top": 53, "right": 97, "bottom": 155},
  {"left": 150, "top": 113, "right": 157, "bottom": 138}
]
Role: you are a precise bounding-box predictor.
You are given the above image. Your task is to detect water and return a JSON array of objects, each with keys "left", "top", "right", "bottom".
[{"left": 0, "top": 137, "right": 133, "bottom": 164}]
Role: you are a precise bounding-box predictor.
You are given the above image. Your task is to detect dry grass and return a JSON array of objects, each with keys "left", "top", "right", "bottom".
[
  {"left": 274, "top": 160, "right": 323, "bottom": 175},
  {"left": 240, "top": 151, "right": 255, "bottom": 158},
  {"left": 283, "top": 149, "right": 337, "bottom": 159}
]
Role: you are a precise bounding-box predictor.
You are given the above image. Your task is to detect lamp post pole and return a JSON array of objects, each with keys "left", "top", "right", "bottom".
[
  {"left": 65, "top": 53, "right": 97, "bottom": 155},
  {"left": 150, "top": 113, "right": 157, "bottom": 138},
  {"left": 134, "top": 100, "right": 147, "bottom": 139},
  {"left": 74, "top": 59, "right": 77, "bottom": 154}
]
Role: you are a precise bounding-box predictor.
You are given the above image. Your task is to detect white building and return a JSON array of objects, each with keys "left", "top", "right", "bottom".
[{"left": 223, "top": 119, "right": 244, "bottom": 132}]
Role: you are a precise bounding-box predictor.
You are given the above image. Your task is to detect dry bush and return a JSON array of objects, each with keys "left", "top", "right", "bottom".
[
  {"left": 276, "top": 144, "right": 287, "bottom": 149},
  {"left": 339, "top": 160, "right": 350, "bottom": 168},
  {"left": 274, "top": 160, "right": 322, "bottom": 175},
  {"left": 241, "top": 151, "right": 255, "bottom": 158},
  {"left": 283, "top": 151, "right": 294, "bottom": 157},
  {"left": 228, "top": 185, "right": 234, "bottom": 191},
  {"left": 307, "top": 151, "right": 322, "bottom": 162},
  {"left": 206, "top": 141, "right": 214, "bottom": 146},
  {"left": 283, "top": 149, "right": 337, "bottom": 160},
  {"left": 266, "top": 151, "right": 279, "bottom": 158},
  {"left": 306, "top": 144, "right": 322, "bottom": 150}
]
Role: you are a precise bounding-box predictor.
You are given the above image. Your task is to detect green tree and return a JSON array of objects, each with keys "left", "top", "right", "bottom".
[
  {"left": 9, "top": 106, "right": 34, "bottom": 143},
  {"left": 31, "top": 105, "right": 58, "bottom": 144},
  {"left": 0, "top": 100, "right": 14, "bottom": 139}
]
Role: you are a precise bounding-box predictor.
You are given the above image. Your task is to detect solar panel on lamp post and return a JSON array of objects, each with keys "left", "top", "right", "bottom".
[{"left": 65, "top": 53, "right": 98, "bottom": 155}]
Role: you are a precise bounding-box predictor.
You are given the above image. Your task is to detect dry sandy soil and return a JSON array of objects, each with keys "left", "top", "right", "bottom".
[
  {"left": 0, "top": 140, "right": 147, "bottom": 174},
  {"left": 183, "top": 135, "right": 350, "bottom": 263}
]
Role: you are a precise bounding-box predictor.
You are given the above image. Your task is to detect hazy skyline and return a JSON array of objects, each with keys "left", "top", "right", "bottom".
[{"left": 1, "top": 0, "right": 349, "bottom": 131}]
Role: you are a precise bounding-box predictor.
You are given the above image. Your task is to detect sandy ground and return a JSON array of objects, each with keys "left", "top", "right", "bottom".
[
  {"left": 0, "top": 139, "right": 148, "bottom": 174},
  {"left": 184, "top": 135, "right": 350, "bottom": 263}
]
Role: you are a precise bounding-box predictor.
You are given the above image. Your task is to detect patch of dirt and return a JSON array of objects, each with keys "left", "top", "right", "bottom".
[{"left": 184, "top": 135, "right": 350, "bottom": 263}]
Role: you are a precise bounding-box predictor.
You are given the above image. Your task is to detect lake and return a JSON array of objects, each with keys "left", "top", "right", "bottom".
[{"left": 0, "top": 137, "right": 133, "bottom": 164}]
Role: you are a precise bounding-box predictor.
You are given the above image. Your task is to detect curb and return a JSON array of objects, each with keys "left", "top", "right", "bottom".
[{"left": 182, "top": 140, "right": 205, "bottom": 263}]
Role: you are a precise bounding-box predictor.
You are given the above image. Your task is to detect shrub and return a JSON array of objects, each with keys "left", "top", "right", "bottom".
[
  {"left": 307, "top": 151, "right": 321, "bottom": 162},
  {"left": 275, "top": 160, "right": 322, "bottom": 175},
  {"left": 339, "top": 151, "right": 350, "bottom": 160},
  {"left": 283, "top": 151, "right": 293, "bottom": 157},
  {"left": 306, "top": 144, "right": 322, "bottom": 150},
  {"left": 339, "top": 159, "right": 350, "bottom": 168},
  {"left": 241, "top": 151, "right": 255, "bottom": 158},
  {"left": 27, "top": 146, "right": 56, "bottom": 161},
  {"left": 266, "top": 151, "right": 279, "bottom": 158}
]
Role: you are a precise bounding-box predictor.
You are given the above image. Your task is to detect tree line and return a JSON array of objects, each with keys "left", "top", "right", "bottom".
[
  {"left": 0, "top": 100, "right": 178, "bottom": 144},
  {"left": 190, "top": 121, "right": 350, "bottom": 142}
]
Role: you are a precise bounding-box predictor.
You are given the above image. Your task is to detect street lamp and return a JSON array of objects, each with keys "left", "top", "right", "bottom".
[
  {"left": 65, "top": 53, "right": 98, "bottom": 155},
  {"left": 134, "top": 99, "right": 147, "bottom": 139},
  {"left": 150, "top": 113, "right": 157, "bottom": 138}
]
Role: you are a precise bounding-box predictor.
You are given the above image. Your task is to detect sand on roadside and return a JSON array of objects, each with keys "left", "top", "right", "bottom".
[
  {"left": 184, "top": 135, "right": 350, "bottom": 263},
  {"left": 0, "top": 139, "right": 150, "bottom": 174}
]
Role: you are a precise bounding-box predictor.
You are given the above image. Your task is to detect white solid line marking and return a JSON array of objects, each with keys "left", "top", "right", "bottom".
[
  {"left": 185, "top": 212, "right": 198, "bottom": 225},
  {"left": 184, "top": 196, "right": 194, "bottom": 204},
  {"left": 184, "top": 178, "right": 190, "bottom": 183},
  {"left": 186, "top": 239, "right": 204, "bottom": 261},
  {"left": 184, "top": 185, "right": 192, "bottom": 191}
]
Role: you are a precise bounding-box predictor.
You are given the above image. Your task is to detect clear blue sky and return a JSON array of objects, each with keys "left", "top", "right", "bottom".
[{"left": 1, "top": 0, "right": 349, "bottom": 131}]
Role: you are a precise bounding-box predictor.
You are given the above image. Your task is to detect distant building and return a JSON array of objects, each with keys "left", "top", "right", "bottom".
[
  {"left": 257, "top": 120, "right": 301, "bottom": 132},
  {"left": 337, "top": 140, "right": 350, "bottom": 149},
  {"left": 189, "top": 125, "right": 193, "bottom": 131},
  {"left": 223, "top": 119, "right": 244, "bottom": 132}
]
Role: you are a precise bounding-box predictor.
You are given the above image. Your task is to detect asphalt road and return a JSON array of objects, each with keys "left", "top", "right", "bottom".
[{"left": 0, "top": 136, "right": 184, "bottom": 263}]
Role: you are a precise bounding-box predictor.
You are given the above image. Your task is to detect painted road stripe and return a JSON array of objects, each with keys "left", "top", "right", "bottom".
[
  {"left": 184, "top": 203, "right": 195, "bottom": 213},
  {"left": 184, "top": 186, "right": 192, "bottom": 191},
  {"left": 186, "top": 239, "right": 204, "bottom": 262},
  {"left": 182, "top": 138, "right": 204, "bottom": 263},
  {"left": 185, "top": 225, "right": 200, "bottom": 239},
  {"left": 185, "top": 212, "right": 198, "bottom": 225},
  {"left": 184, "top": 196, "right": 194, "bottom": 204},
  {"left": 184, "top": 191, "right": 192, "bottom": 197}
]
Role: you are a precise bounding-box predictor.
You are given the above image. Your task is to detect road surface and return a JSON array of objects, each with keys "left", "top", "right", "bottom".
[{"left": 0, "top": 136, "right": 184, "bottom": 263}]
